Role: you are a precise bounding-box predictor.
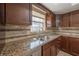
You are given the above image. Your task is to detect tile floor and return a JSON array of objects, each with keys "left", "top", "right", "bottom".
[{"left": 57, "top": 50, "right": 72, "bottom": 56}]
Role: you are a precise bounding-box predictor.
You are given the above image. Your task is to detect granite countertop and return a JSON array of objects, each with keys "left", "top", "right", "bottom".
[
  {"left": 1, "top": 29, "right": 79, "bottom": 56},
  {"left": 0, "top": 32, "right": 60, "bottom": 55},
  {"left": 25, "top": 34, "right": 60, "bottom": 55},
  {"left": 26, "top": 30, "right": 79, "bottom": 55}
]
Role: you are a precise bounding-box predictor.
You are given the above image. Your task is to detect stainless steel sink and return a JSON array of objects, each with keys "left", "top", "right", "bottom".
[{"left": 29, "top": 36, "right": 48, "bottom": 49}]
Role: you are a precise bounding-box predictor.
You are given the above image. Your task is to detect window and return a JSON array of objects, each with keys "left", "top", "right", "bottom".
[
  {"left": 31, "top": 16, "right": 45, "bottom": 32},
  {"left": 31, "top": 5, "right": 46, "bottom": 32}
]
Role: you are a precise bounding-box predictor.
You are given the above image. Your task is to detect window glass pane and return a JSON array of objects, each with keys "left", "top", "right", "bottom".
[
  {"left": 32, "top": 16, "right": 44, "bottom": 23},
  {"left": 31, "top": 16, "right": 45, "bottom": 32}
]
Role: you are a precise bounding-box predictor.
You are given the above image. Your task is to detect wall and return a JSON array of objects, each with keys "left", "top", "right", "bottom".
[
  {"left": 0, "top": 24, "right": 34, "bottom": 56},
  {"left": 56, "top": 14, "right": 61, "bottom": 30}
]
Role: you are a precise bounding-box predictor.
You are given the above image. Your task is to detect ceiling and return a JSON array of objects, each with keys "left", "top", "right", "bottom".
[{"left": 42, "top": 3, "right": 79, "bottom": 14}]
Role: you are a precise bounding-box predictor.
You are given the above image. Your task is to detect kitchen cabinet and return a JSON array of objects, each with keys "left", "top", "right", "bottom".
[
  {"left": 69, "top": 37, "right": 79, "bottom": 55},
  {"left": 0, "top": 4, "right": 5, "bottom": 25},
  {"left": 60, "top": 10, "right": 79, "bottom": 27},
  {"left": 42, "top": 40, "right": 57, "bottom": 56},
  {"left": 6, "top": 3, "right": 32, "bottom": 25},
  {"left": 54, "top": 36, "right": 62, "bottom": 49},
  {"left": 0, "top": 3, "right": 32, "bottom": 25},
  {"left": 51, "top": 45, "right": 57, "bottom": 56},
  {"left": 61, "top": 36, "right": 69, "bottom": 52},
  {"left": 42, "top": 45, "right": 57, "bottom": 56},
  {"left": 70, "top": 10, "right": 79, "bottom": 27},
  {"left": 60, "top": 36, "right": 79, "bottom": 56},
  {"left": 42, "top": 47, "right": 51, "bottom": 56},
  {"left": 46, "top": 13, "right": 56, "bottom": 29},
  {"left": 58, "top": 36, "right": 71, "bottom": 55},
  {"left": 42, "top": 36, "right": 79, "bottom": 56},
  {"left": 60, "top": 13, "right": 70, "bottom": 27}
]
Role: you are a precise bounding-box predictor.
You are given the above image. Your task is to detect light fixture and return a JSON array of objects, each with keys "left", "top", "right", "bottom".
[{"left": 71, "top": 3, "right": 78, "bottom": 6}]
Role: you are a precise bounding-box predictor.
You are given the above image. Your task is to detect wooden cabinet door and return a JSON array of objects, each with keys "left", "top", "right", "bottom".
[
  {"left": 61, "top": 13, "right": 70, "bottom": 27},
  {"left": 51, "top": 45, "right": 57, "bottom": 56},
  {"left": 54, "top": 36, "right": 62, "bottom": 49},
  {"left": 42, "top": 40, "right": 57, "bottom": 56},
  {"left": 0, "top": 3, "right": 5, "bottom": 25},
  {"left": 69, "top": 37, "right": 79, "bottom": 55},
  {"left": 42, "top": 41, "right": 51, "bottom": 56},
  {"left": 6, "top": 3, "right": 32, "bottom": 25},
  {"left": 70, "top": 10, "right": 79, "bottom": 27},
  {"left": 46, "top": 13, "right": 56, "bottom": 29},
  {"left": 42, "top": 46, "right": 57, "bottom": 56},
  {"left": 61, "top": 36, "right": 69, "bottom": 52},
  {"left": 42, "top": 48, "right": 51, "bottom": 56}
]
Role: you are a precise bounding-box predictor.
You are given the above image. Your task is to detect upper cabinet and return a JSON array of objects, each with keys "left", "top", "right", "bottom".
[
  {"left": 6, "top": 3, "right": 32, "bottom": 25},
  {"left": 0, "top": 3, "right": 56, "bottom": 28},
  {"left": 0, "top": 3, "right": 32, "bottom": 26},
  {"left": 46, "top": 12, "right": 56, "bottom": 29},
  {"left": 60, "top": 13, "right": 70, "bottom": 27},
  {"left": 70, "top": 10, "right": 79, "bottom": 27},
  {"left": 0, "top": 4, "right": 5, "bottom": 25},
  {"left": 60, "top": 10, "right": 79, "bottom": 27}
]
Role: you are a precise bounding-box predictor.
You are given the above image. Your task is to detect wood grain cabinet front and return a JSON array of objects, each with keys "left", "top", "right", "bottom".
[
  {"left": 42, "top": 41, "right": 57, "bottom": 56},
  {"left": 70, "top": 10, "right": 79, "bottom": 27},
  {"left": 61, "top": 36, "right": 70, "bottom": 52},
  {"left": 46, "top": 13, "right": 56, "bottom": 29},
  {"left": 69, "top": 37, "right": 79, "bottom": 55},
  {"left": 6, "top": 3, "right": 32, "bottom": 25},
  {"left": 60, "top": 13, "right": 70, "bottom": 27},
  {"left": 0, "top": 4, "right": 5, "bottom": 25},
  {"left": 60, "top": 36, "right": 79, "bottom": 56},
  {"left": 42, "top": 47, "right": 51, "bottom": 56},
  {"left": 0, "top": 3, "right": 32, "bottom": 25},
  {"left": 42, "top": 36, "right": 79, "bottom": 56},
  {"left": 51, "top": 45, "right": 57, "bottom": 56},
  {"left": 60, "top": 10, "right": 79, "bottom": 27}
]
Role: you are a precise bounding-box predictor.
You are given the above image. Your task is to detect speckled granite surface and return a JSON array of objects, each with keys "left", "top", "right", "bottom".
[
  {"left": 0, "top": 39, "right": 32, "bottom": 56},
  {"left": 0, "top": 25, "right": 79, "bottom": 56},
  {"left": 0, "top": 34, "right": 60, "bottom": 56}
]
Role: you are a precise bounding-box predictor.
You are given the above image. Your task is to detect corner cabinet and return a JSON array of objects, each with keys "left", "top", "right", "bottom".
[
  {"left": 60, "top": 13, "right": 70, "bottom": 27},
  {"left": 0, "top": 3, "right": 32, "bottom": 25}
]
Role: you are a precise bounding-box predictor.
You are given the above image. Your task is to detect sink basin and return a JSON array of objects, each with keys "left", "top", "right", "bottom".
[{"left": 30, "top": 38, "right": 46, "bottom": 49}]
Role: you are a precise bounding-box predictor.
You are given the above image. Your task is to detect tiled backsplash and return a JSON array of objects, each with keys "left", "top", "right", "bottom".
[
  {"left": 0, "top": 24, "right": 79, "bottom": 56},
  {"left": 58, "top": 27, "right": 79, "bottom": 30}
]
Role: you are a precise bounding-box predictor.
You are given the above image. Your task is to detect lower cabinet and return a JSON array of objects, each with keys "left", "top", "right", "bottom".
[
  {"left": 69, "top": 37, "right": 79, "bottom": 56},
  {"left": 60, "top": 36, "right": 79, "bottom": 56},
  {"left": 54, "top": 36, "right": 62, "bottom": 49},
  {"left": 42, "top": 41, "right": 57, "bottom": 56},
  {"left": 42, "top": 47, "right": 51, "bottom": 56},
  {"left": 51, "top": 45, "right": 57, "bottom": 56},
  {"left": 61, "top": 36, "right": 70, "bottom": 52},
  {"left": 41, "top": 36, "right": 79, "bottom": 56}
]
